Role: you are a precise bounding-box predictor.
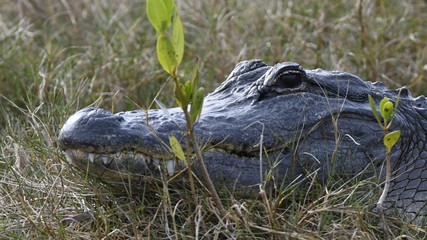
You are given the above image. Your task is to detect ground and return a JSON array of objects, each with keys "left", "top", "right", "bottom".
[{"left": 0, "top": 0, "right": 426, "bottom": 239}]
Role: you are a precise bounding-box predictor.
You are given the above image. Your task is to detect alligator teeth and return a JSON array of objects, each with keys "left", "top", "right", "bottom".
[
  {"left": 64, "top": 150, "right": 72, "bottom": 161},
  {"left": 142, "top": 155, "right": 148, "bottom": 164},
  {"left": 135, "top": 154, "right": 146, "bottom": 165},
  {"left": 166, "top": 160, "right": 175, "bottom": 176},
  {"left": 88, "top": 153, "right": 95, "bottom": 163},
  {"left": 101, "top": 156, "right": 109, "bottom": 165}
]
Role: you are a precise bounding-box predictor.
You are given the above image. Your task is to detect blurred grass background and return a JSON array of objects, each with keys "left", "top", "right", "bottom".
[{"left": 0, "top": 0, "right": 426, "bottom": 238}]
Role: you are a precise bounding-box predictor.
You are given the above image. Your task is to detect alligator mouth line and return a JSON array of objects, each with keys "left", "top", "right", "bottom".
[
  {"left": 64, "top": 149, "right": 176, "bottom": 181},
  {"left": 64, "top": 141, "right": 294, "bottom": 182}
]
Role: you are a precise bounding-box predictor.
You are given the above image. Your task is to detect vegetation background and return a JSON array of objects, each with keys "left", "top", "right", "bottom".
[{"left": 0, "top": 0, "right": 426, "bottom": 239}]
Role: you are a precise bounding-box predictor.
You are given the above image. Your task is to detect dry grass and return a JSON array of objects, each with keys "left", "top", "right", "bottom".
[{"left": 0, "top": 0, "right": 426, "bottom": 239}]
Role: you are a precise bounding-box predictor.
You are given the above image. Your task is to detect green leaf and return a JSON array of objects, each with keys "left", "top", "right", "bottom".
[
  {"left": 172, "top": 13, "right": 184, "bottom": 65},
  {"left": 190, "top": 87, "right": 205, "bottom": 123},
  {"left": 383, "top": 130, "right": 401, "bottom": 149},
  {"left": 157, "top": 34, "right": 176, "bottom": 75},
  {"left": 368, "top": 95, "right": 381, "bottom": 125},
  {"left": 162, "top": 0, "right": 174, "bottom": 16},
  {"left": 191, "top": 58, "right": 200, "bottom": 97},
  {"left": 388, "top": 89, "right": 402, "bottom": 128},
  {"left": 184, "top": 80, "right": 192, "bottom": 102},
  {"left": 146, "top": 0, "right": 171, "bottom": 32},
  {"left": 394, "top": 89, "right": 402, "bottom": 110},
  {"left": 379, "top": 97, "right": 389, "bottom": 115},
  {"left": 174, "top": 83, "right": 187, "bottom": 108},
  {"left": 381, "top": 101, "right": 393, "bottom": 122},
  {"left": 168, "top": 136, "right": 185, "bottom": 161}
]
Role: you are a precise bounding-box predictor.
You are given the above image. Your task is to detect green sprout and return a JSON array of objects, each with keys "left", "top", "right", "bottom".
[
  {"left": 368, "top": 93, "right": 401, "bottom": 238},
  {"left": 146, "top": 0, "right": 226, "bottom": 219}
]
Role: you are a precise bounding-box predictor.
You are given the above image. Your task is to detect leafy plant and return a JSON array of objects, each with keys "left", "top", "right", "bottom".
[
  {"left": 146, "top": 0, "right": 225, "bottom": 218},
  {"left": 368, "top": 93, "right": 401, "bottom": 238}
]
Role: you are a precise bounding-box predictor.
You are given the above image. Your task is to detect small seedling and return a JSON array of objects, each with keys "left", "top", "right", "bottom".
[
  {"left": 146, "top": 0, "right": 226, "bottom": 219},
  {"left": 368, "top": 93, "right": 401, "bottom": 238}
]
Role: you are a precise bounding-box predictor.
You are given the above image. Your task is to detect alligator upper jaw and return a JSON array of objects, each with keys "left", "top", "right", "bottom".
[{"left": 58, "top": 107, "right": 184, "bottom": 155}]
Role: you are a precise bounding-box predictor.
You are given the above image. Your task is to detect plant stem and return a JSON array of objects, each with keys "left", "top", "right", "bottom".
[
  {"left": 172, "top": 77, "right": 226, "bottom": 219},
  {"left": 187, "top": 114, "right": 226, "bottom": 218},
  {"left": 185, "top": 132, "right": 198, "bottom": 204},
  {"left": 377, "top": 149, "right": 391, "bottom": 240},
  {"left": 378, "top": 151, "right": 392, "bottom": 207},
  {"left": 377, "top": 127, "right": 391, "bottom": 239}
]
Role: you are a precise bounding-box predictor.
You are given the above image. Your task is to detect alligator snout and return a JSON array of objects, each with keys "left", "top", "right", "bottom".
[
  {"left": 59, "top": 108, "right": 124, "bottom": 152},
  {"left": 59, "top": 107, "right": 182, "bottom": 182}
]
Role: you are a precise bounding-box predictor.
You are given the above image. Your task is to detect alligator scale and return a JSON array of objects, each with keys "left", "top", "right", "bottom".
[{"left": 59, "top": 60, "right": 427, "bottom": 224}]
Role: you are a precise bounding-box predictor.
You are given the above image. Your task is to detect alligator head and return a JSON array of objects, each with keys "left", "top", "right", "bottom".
[{"left": 59, "top": 60, "right": 427, "bottom": 224}]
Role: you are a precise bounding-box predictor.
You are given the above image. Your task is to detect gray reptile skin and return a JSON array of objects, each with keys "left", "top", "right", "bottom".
[{"left": 59, "top": 60, "right": 427, "bottom": 225}]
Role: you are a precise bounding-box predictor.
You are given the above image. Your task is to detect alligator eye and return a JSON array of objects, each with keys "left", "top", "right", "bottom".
[{"left": 274, "top": 72, "right": 303, "bottom": 89}]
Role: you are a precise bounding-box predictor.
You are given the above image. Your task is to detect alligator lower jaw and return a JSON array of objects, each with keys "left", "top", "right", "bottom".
[{"left": 64, "top": 149, "right": 177, "bottom": 183}]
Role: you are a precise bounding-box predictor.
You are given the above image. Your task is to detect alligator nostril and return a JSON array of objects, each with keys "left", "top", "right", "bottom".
[{"left": 274, "top": 72, "right": 303, "bottom": 89}]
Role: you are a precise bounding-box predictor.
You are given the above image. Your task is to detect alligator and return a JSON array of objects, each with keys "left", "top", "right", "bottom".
[{"left": 59, "top": 60, "right": 427, "bottom": 225}]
